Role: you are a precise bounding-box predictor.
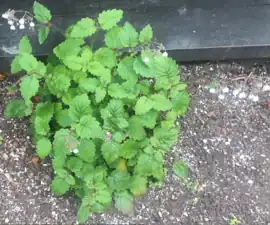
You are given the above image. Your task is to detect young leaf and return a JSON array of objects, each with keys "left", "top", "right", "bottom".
[
  {"left": 98, "top": 9, "right": 123, "bottom": 30},
  {"left": 120, "top": 139, "right": 139, "bottom": 159},
  {"left": 120, "top": 22, "right": 138, "bottom": 47},
  {"left": 101, "top": 142, "right": 120, "bottom": 164},
  {"left": 128, "top": 116, "right": 146, "bottom": 141},
  {"left": 69, "top": 18, "right": 97, "bottom": 38},
  {"left": 69, "top": 94, "right": 92, "bottom": 122},
  {"left": 20, "top": 75, "right": 39, "bottom": 103},
  {"left": 4, "top": 99, "right": 29, "bottom": 118},
  {"left": 171, "top": 91, "right": 190, "bottom": 115},
  {"left": 78, "top": 139, "right": 96, "bottom": 163},
  {"left": 130, "top": 175, "right": 147, "bottom": 196},
  {"left": 38, "top": 27, "right": 50, "bottom": 44},
  {"left": 77, "top": 204, "right": 90, "bottom": 224},
  {"left": 95, "top": 188, "right": 112, "bottom": 205},
  {"left": 139, "top": 24, "right": 153, "bottom": 43},
  {"left": 19, "top": 36, "right": 32, "bottom": 54},
  {"left": 33, "top": 1, "right": 52, "bottom": 23},
  {"left": 150, "top": 93, "right": 172, "bottom": 111},
  {"left": 133, "top": 58, "right": 155, "bottom": 78},
  {"left": 35, "top": 117, "right": 50, "bottom": 135},
  {"left": 117, "top": 57, "right": 138, "bottom": 84},
  {"left": 108, "top": 82, "right": 139, "bottom": 100},
  {"left": 19, "top": 53, "right": 38, "bottom": 72},
  {"left": 104, "top": 26, "right": 123, "bottom": 49},
  {"left": 94, "top": 48, "right": 117, "bottom": 68},
  {"left": 35, "top": 102, "right": 54, "bottom": 122},
  {"left": 55, "top": 108, "right": 73, "bottom": 127},
  {"left": 78, "top": 77, "right": 100, "bottom": 93},
  {"left": 135, "top": 96, "right": 154, "bottom": 115},
  {"left": 108, "top": 170, "right": 131, "bottom": 191},
  {"left": 63, "top": 55, "right": 84, "bottom": 71},
  {"left": 138, "top": 110, "right": 158, "bottom": 129},
  {"left": 151, "top": 126, "right": 178, "bottom": 150},
  {"left": 51, "top": 176, "right": 70, "bottom": 195},
  {"left": 173, "top": 161, "right": 189, "bottom": 179},
  {"left": 67, "top": 157, "right": 84, "bottom": 173},
  {"left": 11, "top": 56, "right": 22, "bottom": 73},
  {"left": 75, "top": 115, "right": 104, "bottom": 139},
  {"left": 114, "top": 191, "right": 133, "bottom": 215},
  {"left": 36, "top": 137, "right": 52, "bottom": 159},
  {"left": 95, "top": 87, "right": 106, "bottom": 103}
]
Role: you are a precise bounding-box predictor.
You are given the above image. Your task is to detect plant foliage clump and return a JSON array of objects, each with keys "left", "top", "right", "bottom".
[{"left": 4, "top": 1, "right": 190, "bottom": 223}]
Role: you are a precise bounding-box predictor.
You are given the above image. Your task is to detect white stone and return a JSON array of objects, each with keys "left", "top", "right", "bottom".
[
  {"left": 238, "top": 92, "right": 247, "bottom": 99},
  {"left": 8, "top": 20, "right": 13, "bottom": 25},
  {"left": 222, "top": 87, "right": 229, "bottom": 93},
  {"left": 29, "top": 22, "right": 35, "bottom": 27},
  {"left": 252, "top": 95, "right": 259, "bottom": 102},
  {"left": 73, "top": 149, "right": 79, "bottom": 154},
  {"left": 2, "top": 13, "right": 8, "bottom": 19},
  {"left": 209, "top": 88, "right": 216, "bottom": 93},
  {"left": 218, "top": 94, "right": 225, "bottom": 100},
  {"left": 233, "top": 89, "right": 241, "bottom": 96},
  {"left": 19, "top": 24, "right": 25, "bottom": 30},
  {"left": 10, "top": 25, "right": 15, "bottom": 30},
  {"left": 247, "top": 179, "right": 254, "bottom": 185},
  {"left": 262, "top": 84, "right": 270, "bottom": 91},
  {"left": 143, "top": 57, "right": 149, "bottom": 63},
  {"left": 162, "top": 51, "right": 168, "bottom": 57}
]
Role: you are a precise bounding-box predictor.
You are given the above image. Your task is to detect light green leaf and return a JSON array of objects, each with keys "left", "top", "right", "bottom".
[
  {"left": 151, "top": 126, "right": 178, "bottom": 150},
  {"left": 133, "top": 58, "right": 155, "bottom": 78},
  {"left": 19, "top": 53, "right": 38, "bottom": 72},
  {"left": 78, "top": 139, "right": 96, "bottom": 163},
  {"left": 95, "top": 188, "right": 112, "bottom": 205},
  {"left": 139, "top": 24, "right": 153, "bottom": 43},
  {"left": 46, "top": 73, "right": 71, "bottom": 97},
  {"left": 120, "top": 139, "right": 139, "bottom": 159},
  {"left": 69, "top": 94, "right": 92, "bottom": 122},
  {"left": 4, "top": 99, "right": 29, "bottom": 118},
  {"left": 117, "top": 57, "right": 138, "bottom": 84},
  {"left": 20, "top": 75, "right": 39, "bottom": 103},
  {"left": 108, "top": 82, "right": 139, "bottom": 99},
  {"left": 94, "top": 48, "right": 117, "bottom": 68},
  {"left": 35, "top": 117, "right": 49, "bottom": 135},
  {"left": 38, "top": 27, "right": 50, "bottom": 44},
  {"left": 128, "top": 116, "right": 146, "bottom": 141},
  {"left": 77, "top": 204, "right": 90, "bottom": 224},
  {"left": 114, "top": 191, "right": 133, "bottom": 215},
  {"left": 19, "top": 36, "right": 32, "bottom": 54},
  {"left": 171, "top": 91, "right": 190, "bottom": 115},
  {"left": 130, "top": 175, "right": 147, "bottom": 196},
  {"left": 120, "top": 22, "right": 138, "bottom": 47},
  {"left": 87, "top": 61, "right": 111, "bottom": 85},
  {"left": 63, "top": 55, "right": 84, "bottom": 71},
  {"left": 135, "top": 96, "right": 154, "bottom": 115},
  {"left": 53, "top": 129, "right": 79, "bottom": 154},
  {"left": 36, "top": 138, "right": 52, "bottom": 159},
  {"left": 101, "top": 99, "right": 125, "bottom": 119},
  {"left": 173, "top": 161, "right": 189, "bottom": 179},
  {"left": 78, "top": 77, "right": 100, "bottom": 93},
  {"left": 69, "top": 17, "right": 97, "bottom": 38},
  {"left": 151, "top": 93, "right": 172, "bottom": 111},
  {"left": 11, "top": 56, "right": 22, "bottom": 73},
  {"left": 55, "top": 108, "right": 73, "bottom": 127},
  {"left": 108, "top": 170, "right": 130, "bottom": 191},
  {"left": 53, "top": 38, "right": 84, "bottom": 60},
  {"left": 104, "top": 26, "right": 123, "bottom": 49},
  {"left": 35, "top": 102, "right": 54, "bottom": 121},
  {"left": 67, "top": 157, "right": 84, "bottom": 173},
  {"left": 75, "top": 115, "right": 104, "bottom": 139},
  {"left": 51, "top": 177, "right": 70, "bottom": 195},
  {"left": 71, "top": 71, "right": 87, "bottom": 83},
  {"left": 33, "top": 1, "right": 52, "bottom": 23},
  {"left": 101, "top": 142, "right": 120, "bottom": 164},
  {"left": 98, "top": 9, "right": 123, "bottom": 30},
  {"left": 138, "top": 110, "right": 158, "bottom": 129},
  {"left": 95, "top": 87, "right": 106, "bottom": 103}
]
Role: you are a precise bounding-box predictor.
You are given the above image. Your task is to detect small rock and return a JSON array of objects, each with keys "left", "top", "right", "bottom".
[
  {"left": 218, "top": 94, "right": 225, "bottom": 100},
  {"left": 2, "top": 153, "right": 8, "bottom": 160},
  {"left": 248, "top": 179, "right": 254, "bottom": 185},
  {"left": 209, "top": 88, "right": 216, "bottom": 93},
  {"left": 262, "top": 84, "right": 270, "bottom": 91},
  {"left": 222, "top": 87, "right": 229, "bottom": 93},
  {"left": 233, "top": 89, "right": 241, "bottom": 96},
  {"left": 239, "top": 92, "right": 247, "bottom": 99}
]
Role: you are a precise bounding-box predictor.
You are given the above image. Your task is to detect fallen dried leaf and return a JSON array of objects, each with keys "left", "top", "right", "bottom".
[
  {"left": 0, "top": 72, "right": 8, "bottom": 80},
  {"left": 27, "top": 155, "right": 40, "bottom": 165}
]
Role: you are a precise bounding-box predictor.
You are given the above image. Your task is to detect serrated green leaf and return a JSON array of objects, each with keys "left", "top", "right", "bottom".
[
  {"left": 63, "top": 55, "right": 84, "bottom": 71},
  {"left": 53, "top": 129, "right": 79, "bottom": 154},
  {"left": 150, "top": 93, "right": 172, "bottom": 111},
  {"left": 11, "top": 56, "right": 22, "bottom": 73},
  {"left": 135, "top": 96, "right": 154, "bottom": 115},
  {"left": 78, "top": 139, "right": 96, "bottom": 163},
  {"left": 35, "top": 116, "right": 49, "bottom": 135},
  {"left": 151, "top": 126, "right": 178, "bottom": 150},
  {"left": 95, "top": 48, "right": 117, "bottom": 68},
  {"left": 120, "top": 22, "right": 138, "bottom": 47},
  {"left": 62, "top": 88, "right": 78, "bottom": 105},
  {"left": 154, "top": 56, "right": 179, "bottom": 90},
  {"left": 33, "top": 1, "right": 52, "bottom": 23},
  {"left": 133, "top": 58, "right": 155, "bottom": 78},
  {"left": 139, "top": 24, "right": 153, "bottom": 43},
  {"left": 108, "top": 170, "right": 130, "bottom": 191},
  {"left": 120, "top": 139, "right": 139, "bottom": 159},
  {"left": 72, "top": 71, "right": 87, "bottom": 83},
  {"left": 19, "top": 36, "right": 32, "bottom": 54},
  {"left": 117, "top": 57, "right": 138, "bottom": 84},
  {"left": 46, "top": 73, "right": 71, "bottom": 97},
  {"left": 35, "top": 61, "right": 47, "bottom": 77},
  {"left": 77, "top": 204, "right": 90, "bottom": 224},
  {"left": 137, "top": 80, "right": 151, "bottom": 95},
  {"left": 128, "top": 116, "right": 146, "bottom": 141},
  {"left": 35, "top": 102, "right": 54, "bottom": 121},
  {"left": 104, "top": 26, "right": 123, "bottom": 49},
  {"left": 130, "top": 175, "right": 147, "bottom": 196},
  {"left": 108, "top": 82, "right": 139, "bottom": 99},
  {"left": 36, "top": 137, "right": 52, "bottom": 159},
  {"left": 19, "top": 53, "right": 38, "bottom": 72},
  {"left": 95, "top": 87, "right": 106, "bottom": 103},
  {"left": 67, "top": 157, "right": 84, "bottom": 173},
  {"left": 75, "top": 115, "right": 103, "bottom": 139},
  {"left": 87, "top": 61, "right": 111, "bottom": 85},
  {"left": 4, "top": 99, "right": 29, "bottom": 118},
  {"left": 38, "top": 27, "right": 50, "bottom": 44},
  {"left": 78, "top": 77, "right": 100, "bottom": 93},
  {"left": 173, "top": 161, "right": 189, "bottom": 179},
  {"left": 53, "top": 38, "right": 84, "bottom": 60},
  {"left": 114, "top": 191, "right": 133, "bottom": 214},
  {"left": 101, "top": 99, "right": 125, "bottom": 119},
  {"left": 95, "top": 188, "right": 112, "bottom": 205},
  {"left": 20, "top": 75, "right": 39, "bottom": 103},
  {"left": 171, "top": 91, "right": 190, "bottom": 115},
  {"left": 51, "top": 176, "right": 70, "bottom": 195},
  {"left": 55, "top": 107, "right": 73, "bottom": 127},
  {"left": 69, "top": 94, "right": 92, "bottom": 122},
  {"left": 101, "top": 142, "right": 120, "bottom": 164},
  {"left": 98, "top": 9, "right": 123, "bottom": 30},
  {"left": 138, "top": 109, "right": 158, "bottom": 129},
  {"left": 113, "top": 132, "right": 126, "bottom": 143},
  {"left": 69, "top": 17, "right": 96, "bottom": 38}
]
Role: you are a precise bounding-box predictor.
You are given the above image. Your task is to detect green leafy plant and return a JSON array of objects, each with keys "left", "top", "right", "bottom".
[
  {"left": 4, "top": 1, "right": 190, "bottom": 223},
  {"left": 229, "top": 216, "right": 241, "bottom": 225}
]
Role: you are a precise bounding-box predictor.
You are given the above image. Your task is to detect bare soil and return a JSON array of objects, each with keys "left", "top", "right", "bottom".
[{"left": 1, "top": 61, "right": 270, "bottom": 225}]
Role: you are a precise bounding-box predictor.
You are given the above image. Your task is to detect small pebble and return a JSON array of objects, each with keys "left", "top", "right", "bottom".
[
  {"left": 218, "top": 94, "right": 225, "bottom": 100},
  {"left": 248, "top": 179, "right": 254, "bottom": 185},
  {"left": 203, "top": 139, "right": 208, "bottom": 144},
  {"left": 262, "top": 84, "right": 270, "bottom": 91},
  {"left": 209, "top": 88, "right": 216, "bottom": 93},
  {"left": 252, "top": 95, "right": 259, "bottom": 102},
  {"left": 233, "top": 89, "right": 241, "bottom": 96},
  {"left": 238, "top": 92, "right": 247, "bottom": 99},
  {"left": 222, "top": 87, "right": 229, "bottom": 93}
]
